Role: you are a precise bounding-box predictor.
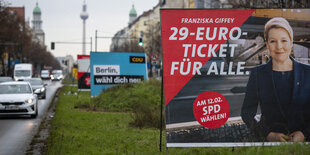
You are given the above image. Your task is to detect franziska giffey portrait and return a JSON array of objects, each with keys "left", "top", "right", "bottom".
[{"left": 241, "top": 17, "right": 310, "bottom": 142}]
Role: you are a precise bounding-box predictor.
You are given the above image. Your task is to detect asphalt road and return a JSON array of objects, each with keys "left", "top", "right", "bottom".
[
  {"left": 166, "top": 75, "right": 250, "bottom": 124},
  {"left": 0, "top": 80, "right": 62, "bottom": 155}
]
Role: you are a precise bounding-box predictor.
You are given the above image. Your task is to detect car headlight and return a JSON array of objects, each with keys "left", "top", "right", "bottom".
[
  {"left": 25, "top": 98, "right": 34, "bottom": 104},
  {"left": 40, "top": 87, "right": 45, "bottom": 92}
]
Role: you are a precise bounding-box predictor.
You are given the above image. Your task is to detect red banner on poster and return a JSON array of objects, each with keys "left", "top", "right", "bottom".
[{"left": 161, "top": 9, "right": 254, "bottom": 105}]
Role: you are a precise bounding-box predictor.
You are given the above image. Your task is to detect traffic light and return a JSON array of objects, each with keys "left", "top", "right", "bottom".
[
  {"left": 51, "top": 42, "right": 55, "bottom": 50},
  {"left": 138, "top": 37, "right": 143, "bottom": 46}
]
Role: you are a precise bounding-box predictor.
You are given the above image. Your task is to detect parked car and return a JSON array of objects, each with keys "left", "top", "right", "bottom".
[
  {"left": 24, "top": 78, "right": 47, "bottom": 99},
  {"left": 0, "top": 81, "right": 38, "bottom": 118},
  {"left": 0, "top": 76, "right": 13, "bottom": 83},
  {"left": 40, "top": 70, "right": 50, "bottom": 80},
  {"left": 51, "top": 70, "right": 64, "bottom": 81}
]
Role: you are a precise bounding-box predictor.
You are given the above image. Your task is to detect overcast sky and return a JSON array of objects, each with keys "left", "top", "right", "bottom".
[{"left": 5, "top": 0, "right": 159, "bottom": 59}]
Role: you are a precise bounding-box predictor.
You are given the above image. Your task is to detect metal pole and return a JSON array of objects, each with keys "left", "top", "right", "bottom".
[
  {"left": 90, "top": 37, "right": 92, "bottom": 52},
  {"left": 95, "top": 30, "right": 97, "bottom": 52},
  {"left": 82, "top": 20, "right": 86, "bottom": 55},
  {"left": 160, "top": 68, "right": 164, "bottom": 152}
]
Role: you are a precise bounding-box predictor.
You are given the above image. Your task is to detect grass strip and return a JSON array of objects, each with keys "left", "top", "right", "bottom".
[{"left": 47, "top": 85, "right": 310, "bottom": 154}]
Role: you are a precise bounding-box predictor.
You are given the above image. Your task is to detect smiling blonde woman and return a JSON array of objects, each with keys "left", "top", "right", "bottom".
[{"left": 241, "top": 17, "right": 310, "bottom": 142}]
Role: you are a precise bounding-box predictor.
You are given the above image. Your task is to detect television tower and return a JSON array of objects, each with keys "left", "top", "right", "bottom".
[{"left": 80, "top": 0, "right": 89, "bottom": 55}]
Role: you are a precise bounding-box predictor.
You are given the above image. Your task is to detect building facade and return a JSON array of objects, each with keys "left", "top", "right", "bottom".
[
  {"left": 56, "top": 55, "right": 75, "bottom": 75},
  {"left": 110, "top": 0, "right": 310, "bottom": 70}
]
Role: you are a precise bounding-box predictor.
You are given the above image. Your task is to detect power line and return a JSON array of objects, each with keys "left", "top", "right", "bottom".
[{"left": 54, "top": 41, "right": 91, "bottom": 44}]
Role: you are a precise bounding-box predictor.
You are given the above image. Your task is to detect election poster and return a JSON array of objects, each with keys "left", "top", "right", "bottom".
[
  {"left": 77, "top": 55, "right": 91, "bottom": 91},
  {"left": 90, "top": 52, "right": 148, "bottom": 97},
  {"left": 161, "top": 9, "right": 310, "bottom": 147}
]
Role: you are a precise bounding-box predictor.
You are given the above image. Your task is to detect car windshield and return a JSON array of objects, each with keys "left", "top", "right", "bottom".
[
  {"left": 26, "top": 79, "right": 43, "bottom": 85},
  {"left": 0, "top": 84, "right": 32, "bottom": 94},
  {"left": 15, "top": 70, "right": 31, "bottom": 76}
]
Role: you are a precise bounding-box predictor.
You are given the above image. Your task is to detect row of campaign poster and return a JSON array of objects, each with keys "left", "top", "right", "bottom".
[{"left": 161, "top": 9, "right": 310, "bottom": 147}]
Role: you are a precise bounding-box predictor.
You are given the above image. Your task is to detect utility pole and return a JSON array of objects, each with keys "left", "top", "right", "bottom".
[
  {"left": 95, "top": 30, "right": 97, "bottom": 52},
  {"left": 90, "top": 37, "right": 92, "bottom": 52}
]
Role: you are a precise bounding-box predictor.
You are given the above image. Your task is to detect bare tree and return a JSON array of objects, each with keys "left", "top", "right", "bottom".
[
  {"left": 0, "top": 5, "right": 27, "bottom": 75},
  {"left": 144, "top": 21, "right": 162, "bottom": 77},
  {"left": 145, "top": 21, "right": 162, "bottom": 57},
  {"left": 111, "top": 38, "right": 144, "bottom": 53},
  {"left": 0, "top": 2, "right": 60, "bottom": 76}
]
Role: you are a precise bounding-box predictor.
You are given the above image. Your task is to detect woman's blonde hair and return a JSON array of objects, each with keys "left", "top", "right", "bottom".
[{"left": 264, "top": 17, "right": 293, "bottom": 41}]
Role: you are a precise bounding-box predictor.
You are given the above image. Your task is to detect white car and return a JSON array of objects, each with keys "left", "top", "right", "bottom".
[
  {"left": 51, "top": 70, "right": 64, "bottom": 81},
  {"left": 0, "top": 76, "right": 13, "bottom": 83},
  {"left": 0, "top": 81, "right": 38, "bottom": 118},
  {"left": 40, "top": 70, "right": 50, "bottom": 80}
]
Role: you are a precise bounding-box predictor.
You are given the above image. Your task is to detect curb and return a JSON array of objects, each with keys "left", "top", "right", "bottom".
[{"left": 26, "top": 86, "right": 62, "bottom": 155}]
